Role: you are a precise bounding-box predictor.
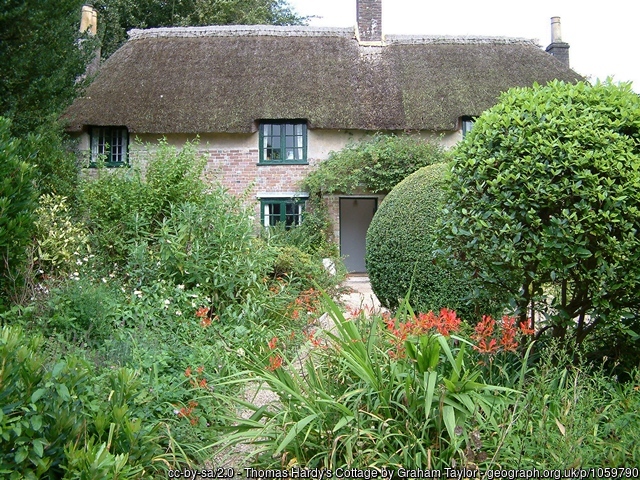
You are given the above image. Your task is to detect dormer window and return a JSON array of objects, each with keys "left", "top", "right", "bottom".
[
  {"left": 259, "top": 121, "right": 307, "bottom": 164},
  {"left": 90, "top": 126, "right": 129, "bottom": 167},
  {"left": 461, "top": 116, "right": 475, "bottom": 138}
]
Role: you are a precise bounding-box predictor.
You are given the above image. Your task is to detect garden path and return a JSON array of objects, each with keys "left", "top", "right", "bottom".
[{"left": 211, "top": 275, "right": 383, "bottom": 469}]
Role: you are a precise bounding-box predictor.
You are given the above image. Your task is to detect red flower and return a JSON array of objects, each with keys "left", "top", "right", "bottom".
[
  {"left": 268, "top": 336, "right": 278, "bottom": 350},
  {"left": 195, "top": 306, "right": 210, "bottom": 318},
  {"left": 184, "top": 367, "right": 192, "bottom": 377}
]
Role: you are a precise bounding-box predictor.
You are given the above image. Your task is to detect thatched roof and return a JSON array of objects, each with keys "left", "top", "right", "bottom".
[{"left": 63, "top": 25, "right": 582, "bottom": 133}]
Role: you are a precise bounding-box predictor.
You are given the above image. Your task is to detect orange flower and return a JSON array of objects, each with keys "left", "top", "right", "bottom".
[
  {"left": 195, "top": 306, "right": 210, "bottom": 318},
  {"left": 437, "top": 308, "right": 461, "bottom": 336},
  {"left": 475, "top": 338, "right": 499, "bottom": 354},
  {"left": 267, "top": 354, "right": 283, "bottom": 371},
  {"left": 268, "top": 336, "right": 278, "bottom": 350},
  {"left": 519, "top": 319, "right": 535, "bottom": 336},
  {"left": 200, "top": 316, "right": 212, "bottom": 328},
  {"left": 196, "top": 365, "right": 204, "bottom": 374},
  {"left": 500, "top": 316, "right": 519, "bottom": 352},
  {"left": 199, "top": 378, "right": 207, "bottom": 388},
  {"left": 184, "top": 367, "right": 192, "bottom": 377}
]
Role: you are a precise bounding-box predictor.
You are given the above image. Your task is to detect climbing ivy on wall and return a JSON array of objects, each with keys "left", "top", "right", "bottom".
[{"left": 302, "top": 133, "right": 449, "bottom": 196}]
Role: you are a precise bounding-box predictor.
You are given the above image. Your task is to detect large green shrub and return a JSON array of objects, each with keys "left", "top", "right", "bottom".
[
  {"left": 154, "top": 193, "right": 276, "bottom": 318},
  {"left": 366, "top": 163, "right": 489, "bottom": 319},
  {"left": 79, "top": 139, "right": 206, "bottom": 261},
  {"left": 0, "top": 117, "right": 38, "bottom": 305},
  {"left": 0, "top": 325, "right": 178, "bottom": 478},
  {"left": 444, "top": 80, "right": 640, "bottom": 346}
]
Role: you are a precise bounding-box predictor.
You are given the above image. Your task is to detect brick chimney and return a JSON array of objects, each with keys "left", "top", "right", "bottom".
[
  {"left": 357, "top": 0, "right": 382, "bottom": 43},
  {"left": 545, "top": 17, "right": 570, "bottom": 67}
]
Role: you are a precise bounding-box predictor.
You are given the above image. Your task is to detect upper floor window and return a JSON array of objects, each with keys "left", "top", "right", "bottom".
[
  {"left": 90, "top": 126, "right": 129, "bottom": 167},
  {"left": 461, "top": 116, "right": 475, "bottom": 138},
  {"left": 259, "top": 121, "right": 307, "bottom": 164}
]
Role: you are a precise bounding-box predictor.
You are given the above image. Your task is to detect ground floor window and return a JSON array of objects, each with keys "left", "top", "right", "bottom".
[
  {"left": 261, "top": 198, "right": 305, "bottom": 227},
  {"left": 90, "top": 126, "right": 129, "bottom": 166}
]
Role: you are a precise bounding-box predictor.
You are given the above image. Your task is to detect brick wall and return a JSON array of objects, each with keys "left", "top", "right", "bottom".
[{"left": 203, "top": 147, "right": 320, "bottom": 219}]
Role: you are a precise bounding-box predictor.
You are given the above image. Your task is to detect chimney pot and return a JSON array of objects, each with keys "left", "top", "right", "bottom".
[
  {"left": 80, "top": 5, "right": 97, "bottom": 35},
  {"left": 550, "top": 16, "right": 562, "bottom": 43},
  {"left": 545, "top": 16, "right": 570, "bottom": 68}
]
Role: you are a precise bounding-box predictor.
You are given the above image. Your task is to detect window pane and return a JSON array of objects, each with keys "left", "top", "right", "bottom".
[
  {"left": 263, "top": 124, "right": 271, "bottom": 136},
  {"left": 272, "top": 124, "right": 281, "bottom": 136},
  {"left": 285, "top": 124, "right": 293, "bottom": 135}
]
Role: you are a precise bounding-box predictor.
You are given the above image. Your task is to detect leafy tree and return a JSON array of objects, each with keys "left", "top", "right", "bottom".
[
  {"left": 94, "top": 0, "right": 307, "bottom": 59},
  {"left": 443, "top": 80, "right": 640, "bottom": 346},
  {"left": 0, "top": 118, "right": 38, "bottom": 306},
  {"left": 0, "top": 0, "right": 97, "bottom": 134}
]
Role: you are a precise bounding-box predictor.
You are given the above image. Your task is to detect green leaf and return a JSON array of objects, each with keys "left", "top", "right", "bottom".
[
  {"left": 442, "top": 405, "right": 457, "bottom": 440},
  {"left": 31, "top": 389, "right": 46, "bottom": 404},
  {"left": 14, "top": 447, "right": 28, "bottom": 464},
  {"left": 32, "top": 439, "right": 44, "bottom": 458},
  {"left": 274, "top": 413, "right": 319, "bottom": 455},
  {"left": 30, "top": 415, "right": 42, "bottom": 432}
]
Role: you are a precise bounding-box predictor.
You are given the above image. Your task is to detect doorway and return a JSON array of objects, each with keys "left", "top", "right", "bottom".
[{"left": 339, "top": 197, "right": 377, "bottom": 273}]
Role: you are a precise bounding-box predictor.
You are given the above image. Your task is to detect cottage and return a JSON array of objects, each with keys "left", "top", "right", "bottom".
[{"left": 63, "top": 0, "right": 581, "bottom": 272}]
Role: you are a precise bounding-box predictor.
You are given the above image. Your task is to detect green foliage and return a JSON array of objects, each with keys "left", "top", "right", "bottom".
[
  {"left": 0, "top": 0, "right": 96, "bottom": 134},
  {"left": 34, "top": 195, "right": 90, "bottom": 276},
  {"left": 0, "top": 325, "right": 176, "bottom": 478},
  {"left": 262, "top": 196, "right": 338, "bottom": 258},
  {"left": 0, "top": 118, "right": 38, "bottom": 305},
  {"left": 79, "top": 139, "right": 206, "bottom": 261},
  {"left": 366, "top": 163, "right": 492, "bottom": 319},
  {"left": 213, "top": 295, "right": 517, "bottom": 468},
  {"left": 490, "top": 344, "right": 640, "bottom": 467},
  {"left": 21, "top": 121, "right": 81, "bottom": 201},
  {"left": 94, "top": 0, "right": 306, "bottom": 59},
  {"left": 154, "top": 194, "right": 275, "bottom": 317},
  {"left": 44, "top": 278, "right": 122, "bottom": 345},
  {"left": 444, "top": 80, "right": 640, "bottom": 345},
  {"left": 304, "top": 133, "right": 448, "bottom": 195}
]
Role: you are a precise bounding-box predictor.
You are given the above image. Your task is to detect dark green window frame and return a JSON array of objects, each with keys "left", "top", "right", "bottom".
[
  {"left": 259, "top": 121, "right": 307, "bottom": 164},
  {"left": 90, "top": 126, "right": 129, "bottom": 167},
  {"left": 260, "top": 198, "right": 306, "bottom": 228},
  {"left": 461, "top": 116, "right": 475, "bottom": 138}
]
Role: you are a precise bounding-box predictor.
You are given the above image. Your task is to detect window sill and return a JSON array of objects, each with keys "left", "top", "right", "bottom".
[
  {"left": 87, "top": 163, "right": 130, "bottom": 169},
  {"left": 257, "top": 161, "right": 308, "bottom": 166}
]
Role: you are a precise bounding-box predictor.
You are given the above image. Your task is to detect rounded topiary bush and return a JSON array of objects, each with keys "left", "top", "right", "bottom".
[{"left": 366, "top": 163, "right": 484, "bottom": 319}]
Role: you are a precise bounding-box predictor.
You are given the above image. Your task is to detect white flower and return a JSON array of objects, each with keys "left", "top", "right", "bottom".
[
  {"left": 102, "top": 277, "right": 108, "bottom": 283},
  {"left": 175, "top": 310, "right": 182, "bottom": 316},
  {"left": 134, "top": 290, "right": 142, "bottom": 298},
  {"left": 76, "top": 259, "right": 83, "bottom": 265},
  {"left": 164, "top": 299, "right": 171, "bottom": 305},
  {"left": 177, "top": 284, "right": 185, "bottom": 290},
  {"left": 237, "top": 348, "right": 245, "bottom": 357}
]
